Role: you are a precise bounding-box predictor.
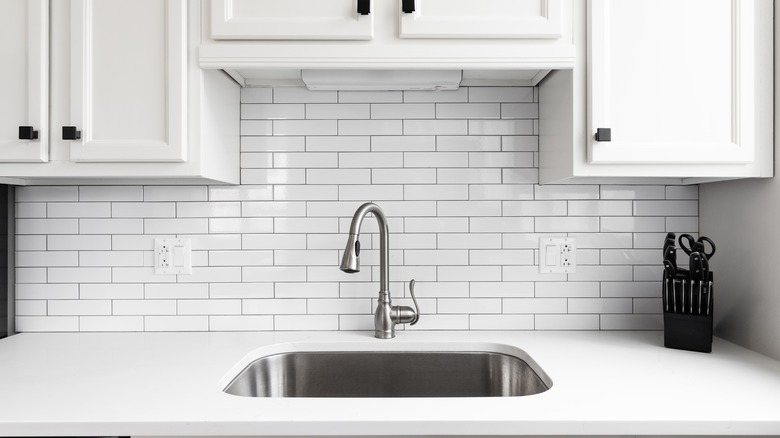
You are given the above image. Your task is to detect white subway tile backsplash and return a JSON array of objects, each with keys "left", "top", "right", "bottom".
[{"left": 14, "top": 86, "right": 694, "bottom": 333}]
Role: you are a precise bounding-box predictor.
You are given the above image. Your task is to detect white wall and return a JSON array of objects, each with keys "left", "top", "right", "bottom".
[
  {"left": 14, "top": 86, "right": 698, "bottom": 333},
  {"left": 698, "top": 6, "right": 780, "bottom": 361}
]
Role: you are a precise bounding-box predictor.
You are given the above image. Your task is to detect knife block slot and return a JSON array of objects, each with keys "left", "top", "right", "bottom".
[{"left": 663, "top": 313, "right": 713, "bottom": 353}]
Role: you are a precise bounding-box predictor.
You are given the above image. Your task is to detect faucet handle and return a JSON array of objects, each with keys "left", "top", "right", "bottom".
[{"left": 409, "top": 279, "right": 420, "bottom": 325}]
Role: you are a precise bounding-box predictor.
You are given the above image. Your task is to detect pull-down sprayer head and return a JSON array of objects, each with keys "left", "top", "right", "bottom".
[{"left": 340, "top": 234, "right": 360, "bottom": 273}]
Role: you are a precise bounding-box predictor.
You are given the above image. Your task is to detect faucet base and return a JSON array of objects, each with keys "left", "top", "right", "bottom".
[{"left": 375, "top": 329, "right": 395, "bottom": 339}]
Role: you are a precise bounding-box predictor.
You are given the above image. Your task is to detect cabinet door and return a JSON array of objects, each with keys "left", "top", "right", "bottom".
[
  {"left": 588, "top": 0, "right": 761, "bottom": 164},
  {"left": 68, "top": 0, "right": 187, "bottom": 162},
  {"left": 211, "top": 0, "right": 373, "bottom": 40},
  {"left": 0, "top": 0, "right": 48, "bottom": 163},
  {"left": 399, "top": 0, "right": 563, "bottom": 39}
]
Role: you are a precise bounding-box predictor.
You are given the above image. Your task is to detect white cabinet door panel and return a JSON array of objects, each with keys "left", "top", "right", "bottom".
[
  {"left": 211, "top": 0, "right": 373, "bottom": 40},
  {"left": 399, "top": 0, "right": 563, "bottom": 39},
  {"left": 0, "top": 0, "right": 48, "bottom": 163},
  {"left": 69, "top": 0, "right": 187, "bottom": 162},
  {"left": 588, "top": 0, "right": 758, "bottom": 164}
]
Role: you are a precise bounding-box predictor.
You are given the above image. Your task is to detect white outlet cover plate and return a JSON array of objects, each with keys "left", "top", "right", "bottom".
[
  {"left": 539, "top": 237, "right": 576, "bottom": 274},
  {"left": 154, "top": 238, "right": 192, "bottom": 275}
]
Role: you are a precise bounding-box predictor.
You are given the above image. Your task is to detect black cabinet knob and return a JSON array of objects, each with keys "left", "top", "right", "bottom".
[
  {"left": 62, "top": 126, "right": 81, "bottom": 140},
  {"left": 595, "top": 128, "right": 611, "bottom": 142},
  {"left": 18, "top": 126, "right": 39, "bottom": 140},
  {"left": 402, "top": 0, "right": 415, "bottom": 13},
  {"left": 357, "top": 0, "right": 370, "bottom": 15}
]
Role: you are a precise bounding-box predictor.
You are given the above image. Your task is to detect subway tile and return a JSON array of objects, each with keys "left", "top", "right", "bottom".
[
  {"left": 601, "top": 282, "right": 662, "bottom": 298},
  {"left": 177, "top": 299, "right": 241, "bottom": 315},
  {"left": 47, "top": 202, "right": 111, "bottom": 218},
  {"left": 274, "top": 88, "right": 337, "bottom": 103},
  {"left": 242, "top": 136, "right": 305, "bottom": 152},
  {"left": 80, "top": 316, "right": 143, "bottom": 332},
  {"left": 438, "top": 298, "right": 501, "bottom": 314},
  {"left": 240, "top": 152, "right": 273, "bottom": 169},
  {"left": 437, "top": 168, "right": 501, "bottom": 184},
  {"left": 535, "top": 314, "right": 599, "bottom": 330},
  {"left": 79, "top": 186, "right": 143, "bottom": 202},
  {"left": 502, "top": 168, "right": 538, "bottom": 184},
  {"left": 600, "top": 185, "right": 666, "bottom": 200},
  {"left": 48, "top": 267, "right": 111, "bottom": 284},
  {"left": 181, "top": 234, "right": 242, "bottom": 251},
  {"left": 209, "top": 283, "right": 274, "bottom": 299},
  {"left": 501, "top": 103, "right": 538, "bottom": 119},
  {"left": 438, "top": 201, "right": 501, "bottom": 217},
  {"left": 633, "top": 232, "right": 668, "bottom": 249},
  {"left": 339, "top": 315, "right": 374, "bottom": 331},
  {"left": 80, "top": 284, "right": 144, "bottom": 300},
  {"left": 144, "top": 218, "right": 207, "bottom": 234},
  {"left": 339, "top": 184, "right": 404, "bottom": 201},
  {"left": 16, "top": 186, "right": 78, "bottom": 202},
  {"left": 568, "top": 233, "right": 633, "bottom": 249},
  {"left": 241, "top": 103, "right": 304, "bottom": 119},
  {"left": 407, "top": 281, "right": 469, "bottom": 298},
  {"left": 307, "top": 136, "right": 370, "bottom": 152},
  {"left": 502, "top": 266, "right": 566, "bottom": 282},
  {"left": 209, "top": 250, "right": 274, "bottom": 266},
  {"left": 48, "top": 300, "right": 111, "bottom": 316},
  {"left": 601, "top": 217, "right": 665, "bottom": 233},
  {"left": 339, "top": 152, "right": 403, "bottom": 168},
  {"left": 535, "top": 217, "right": 599, "bottom": 233},
  {"left": 634, "top": 265, "right": 662, "bottom": 282},
  {"left": 368, "top": 200, "right": 436, "bottom": 217},
  {"left": 241, "top": 87, "right": 272, "bottom": 103},
  {"left": 176, "top": 202, "right": 240, "bottom": 218},
  {"left": 634, "top": 298, "right": 663, "bottom": 314},
  {"left": 112, "top": 267, "right": 175, "bottom": 283},
  {"left": 16, "top": 316, "right": 79, "bottom": 332},
  {"left": 274, "top": 152, "right": 338, "bottom": 168},
  {"left": 144, "top": 186, "right": 207, "bottom": 202},
  {"left": 470, "top": 282, "right": 534, "bottom": 298},
  {"left": 404, "top": 88, "right": 468, "bottom": 102},
  {"left": 79, "top": 218, "right": 143, "bottom": 235},
  {"left": 339, "top": 90, "right": 401, "bottom": 103},
  {"left": 535, "top": 185, "right": 599, "bottom": 200},
  {"left": 275, "top": 185, "right": 338, "bottom": 201},
  {"left": 145, "top": 316, "right": 208, "bottom": 331},
  {"left": 178, "top": 267, "right": 241, "bottom": 284},
  {"left": 17, "top": 235, "right": 47, "bottom": 251},
  {"left": 568, "top": 298, "right": 632, "bottom": 314},
  {"left": 372, "top": 103, "right": 435, "bottom": 119},
  {"left": 469, "top": 120, "right": 533, "bottom": 135},
  {"left": 403, "top": 185, "right": 468, "bottom": 201},
  {"left": 371, "top": 136, "right": 435, "bottom": 151},
  {"left": 634, "top": 200, "right": 698, "bottom": 216},
  {"left": 274, "top": 315, "right": 339, "bottom": 330},
  {"left": 274, "top": 217, "right": 338, "bottom": 233},
  {"left": 242, "top": 201, "right": 307, "bottom": 217},
  {"left": 535, "top": 282, "right": 600, "bottom": 298},
  {"left": 469, "top": 152, "right": 534, "bottom": 168},
  {"left": 243, "top": 234, "right": 306, "bottom": 250},
  {"left": 307, "top": 266, "right": 371, "bottom": 283},
  {"left": 373, "top": 168, "right": 436, "bottom": 184},
  {"left": 567, "top": 266, "right": 633, "bottom": 282},
  {"left": 568, "top": 200, "right": 632, "bottom": 216},
  {"left": 16, "top": 268, "right": 47, "bottom": 283},
  {"left": 470, "top": 249, "right": 534, "bottom": 266},
  {"left": 404, "top": 152, "right": 468, "bottom": 168},
  {"left": 114, "top": 299, "right": 175, "bottom": 316},
  {"left": 404, "top": 120, "right": 467, "bottom": 136},
  {"left": 209, "top": 315, "right": 273, "bottom": 331},
  {"left": 436, "top": 103, "right": 500, "bottom": 119},
  {"left": 209, "top": 218, "right": 273, "bottom": 234},
  {"left": 469, "top": 87, "right": 533, "bottom": 102},
  {"left": 241, "top": 120, "right": 275, "bottom": 137},
  {"left": 308, "top": 298, "right": 372, "bottom": 314},
  {"left": 504, "top": 298, "right": 566, "bottom": 314},
  {"left": 16, "top": 203, "right": 46, "bottom": 218},
  {"left": 16, "top": 284, "right": 79, "bottom": 300},
  {"left": 665, "top": 185, "right": 699, "bottom": 199},
  {"left": 470, "top": 314, "right": 534, "bottom": 330},
  {"left": 275, "top": 282, "right": 339, "bottom": 298},
  {"left": 274, "top": 250, "right": 337, "bottom": 266},
  {"left": 504, "top": 200, "right": 567, "bottom": 216},
  {"left": 16, "top": 219, "right": 79, "bottom": 235},
  {"left": 404, "top": 217, "right": 468, "bottom": 233},
  {"left": 307, "top": 169, "right": 371, "bottom": 185},
  {"left": 306, "top": 103, "right": 370, "bottom": 120},
  {"left": 438, "top": 233, "right": 502, "bottom": 249},
  {"left": 16, "top": 301, "right": 46, "bottom": 316},
  {"left": 437, "top": 136, "right": 501, "bottom": 151},
  {"left": 144, "top": 283, "right": 207, "bottom": 300},
  {"left": 209, "top": 185, "right": 273, "bottom": 201},
  {"left": 437, "top": 266, "right": 501, "bottom": 282},
  {"left": 407, "top": 314, "right": 468, "bottom": 330},
  {"left": 111, "top": 202, "right": 176, "bottom": 218},
  {"left": 502, "top": 136, "right": 539, "bottom": 151},
  {"left": 79, "top": 251, "right": 144, "bottom": 267},
  {"left": 601, "top": 249, "right": 658, "bottom": 266},
  {"left": 243, "top": 266, "right": 307, "bottom": 283},
  {"left": 242, "top": 169, "right": 307, "bottom": 185},
  {"left": 666, "top": 216, "right": 699, "bottom": 233},
  {"left": 273, "top": 120, "right": 337, "bottom": 136},
  {"left": 16, "top": 251, "right": 78, "bottom": 267},
  {"left": 469, "top": 185, "right": 533, "bottom": 200},
  {"left": 405, "top": 250, "right": 469, "bottom": 266},
  {"left": 339, "top": 120, "right": 402, "bottom": 136}
]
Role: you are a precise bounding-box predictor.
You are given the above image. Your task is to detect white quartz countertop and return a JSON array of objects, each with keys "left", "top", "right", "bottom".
[{"left": 1, "top": 330, "right": 780, "bottom": 437}]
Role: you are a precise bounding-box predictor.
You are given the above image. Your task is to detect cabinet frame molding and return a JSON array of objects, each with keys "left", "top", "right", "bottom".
[{"left": 69, "top": 0, "right": 188, "bottom": 163}]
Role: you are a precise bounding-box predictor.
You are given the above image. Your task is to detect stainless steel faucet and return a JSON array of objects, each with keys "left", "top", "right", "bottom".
[{"left": 340, "top": 202, "right": 419, "bottom": 339}]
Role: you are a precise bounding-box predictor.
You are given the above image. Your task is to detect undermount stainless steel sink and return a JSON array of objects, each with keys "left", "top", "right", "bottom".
[{"left": 223, "top": 348, "right": 552, "bottom": 398}]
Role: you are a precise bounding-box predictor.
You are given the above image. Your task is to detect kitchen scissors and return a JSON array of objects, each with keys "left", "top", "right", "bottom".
[{"left": 679, "top": 234, "right": 716, "bottom": 259}]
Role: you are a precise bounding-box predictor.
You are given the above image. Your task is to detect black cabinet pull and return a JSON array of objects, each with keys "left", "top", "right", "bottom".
[
  {"left": 62, "top": 126, "right": 81, "bottom": 140},
  {"left": 18, "top": 126, "right": 39, "bottom": 140},
  {"left": 402, "top": 0, "right": 415, "bottom": 13},
  {"left": 595, "top": 128, "right": 611, "bottom": 142},
  {"left": 357, "top": 0, "right": 370, "bottom": 15}
]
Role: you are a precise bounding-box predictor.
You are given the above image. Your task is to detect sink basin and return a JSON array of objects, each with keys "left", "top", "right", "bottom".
[{"left": 223, "top": 345, "right": 552, "bottom": 398}]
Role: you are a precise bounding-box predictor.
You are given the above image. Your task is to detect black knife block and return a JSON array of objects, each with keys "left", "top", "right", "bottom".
[{"left": 663, "top": 273, "right": 713, "bottom": 353}]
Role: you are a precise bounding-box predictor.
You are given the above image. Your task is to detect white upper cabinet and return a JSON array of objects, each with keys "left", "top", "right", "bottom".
[
  {"left": 588, "top": 0, "right": 763, "bottom": 166},
  {"left": 0, "top": 0, "right": 48, "bottom": 163},
  {"left": 69, "top": 0, "right": 187, "bottom": 162},
  {"left": 539, "top": 0, "right": 772, "bottom": 183},
  {"left": 211, "top": 0, "right": 373, "bottom": 40},
  {"left": 0, "top": 0, "right": 240, "bottom": 185},
  {"left": 399, "top": 0, "right": 563, "bottom": 39}
]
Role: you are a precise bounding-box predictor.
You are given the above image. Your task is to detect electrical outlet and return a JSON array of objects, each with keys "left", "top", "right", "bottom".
[
  {"left": 539, "top": 237, "right": 577, "bottom": 274},
  {"left": 154, "top": 238, "right": 192, "bottom": 275}
]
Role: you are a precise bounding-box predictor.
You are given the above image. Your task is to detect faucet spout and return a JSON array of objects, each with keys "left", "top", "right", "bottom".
[{"left": 340, "top": 202, "right": 418, "bottom": 339}]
